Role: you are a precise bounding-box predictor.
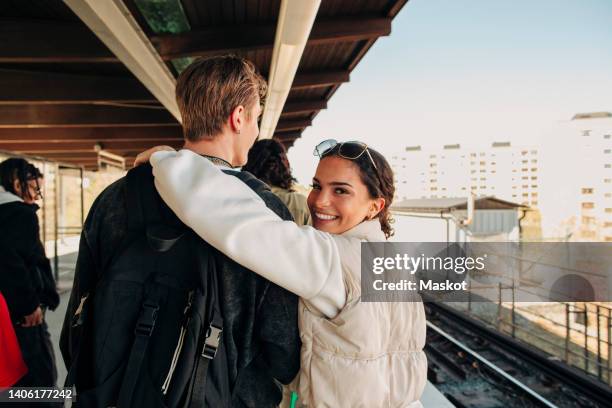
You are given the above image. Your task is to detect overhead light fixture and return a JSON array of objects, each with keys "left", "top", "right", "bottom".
[{"left": 259, "top": 0, "right": 321, "bottom": 139}]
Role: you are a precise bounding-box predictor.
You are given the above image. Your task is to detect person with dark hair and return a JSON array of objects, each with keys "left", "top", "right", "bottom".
[
  {"left": 138, "top": 139, "right": 427, "bottom": 407},
  {"left": 0, "top": 158, "right": 60, "bottom": 398},
  {"left": 242, "top": 139, "right": 311, "bottom": 226}
]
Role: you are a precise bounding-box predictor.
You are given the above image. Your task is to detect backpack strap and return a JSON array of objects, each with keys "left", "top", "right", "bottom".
[
  {"left": 225, "top": 170, "right": 271, "bottom": 193},
  {"left": 118, "top": 165, "right": 184, "bottom": 407},
  {"left": 186, "top": 242, "right": 224, "bottom": 407},
  {"left": 117, "top": 284, "right": 165, "bottom": 408}
]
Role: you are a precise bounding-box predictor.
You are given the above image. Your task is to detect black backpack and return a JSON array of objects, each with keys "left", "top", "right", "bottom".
[{"left": 65, "top": 164, "right": 252, "bottom": 407}]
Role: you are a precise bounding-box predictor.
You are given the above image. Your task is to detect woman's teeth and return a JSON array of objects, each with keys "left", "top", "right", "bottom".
[{"left": 315, "top": 212, "right": 338, "bottom": 221}]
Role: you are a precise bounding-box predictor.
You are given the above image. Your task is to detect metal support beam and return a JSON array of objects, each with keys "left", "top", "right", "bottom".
[
  {"left": 63, "top": 0, "right": 181, "bottom": 120},
  {"left": 152, "top": 17, "right": 391, "bottom": 59},
  {"left": 0, "top": 104, "right": 177, "bottom": 128},
  {"left": 0, "top": 69, "right": 156, "bottom": 104},
  {"left": 276, "top": 119, "right": 312, "bottom": 132}
]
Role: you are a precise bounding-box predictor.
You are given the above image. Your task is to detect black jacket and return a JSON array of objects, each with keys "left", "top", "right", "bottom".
[
  {"left": 0, "top": 198, "right": 60, "bottom": 323},
  {"left": 60, "top": 169, "right": 300, "bottom": 407}
]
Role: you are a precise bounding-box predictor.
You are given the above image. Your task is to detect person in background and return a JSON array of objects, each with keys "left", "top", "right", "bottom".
[
  {"left": 242, "top": 139, "right": 311, "bottom": 226},
  {"left": 0, "top": 291, "right": 28, "bottom": 389},
  {"left": 0, "top": 158, "right": 60, "bottom": 396}
]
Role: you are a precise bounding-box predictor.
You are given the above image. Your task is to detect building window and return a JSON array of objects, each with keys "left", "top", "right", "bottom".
[
  {"left": 480, "top": 161, "right": 486, "bottom": 165},
  {"left": 604, "top": 134, "right": 611, "bottom": 139},
  {"left": 605, "top": 149, "right": 611, "bottom": 154},
  {"left": 605, "top": 164, "right": 611, "bottom": 169},
  {"left": 582, "top": 216, "right": 595, "bottom": 225},
  {"left": 531, "top": 168, "right": 537, "bottom": 172},
  {"left": 606, "top": 208, "right": 612, "bottom": 213},
  {"left": 582, "top": 202, "right": 595, "bottom": 209},
  {"left": 531, "top": 201, "right": 538, "bottom": 206},
  {"left": 582, "top": 188, "right": 594, "bottom": 194},
  {"left": 604, "top": 222, "right": 612, "bottom": 228},
  {"left": 531, "top": 176, "right": 538, "bottom": 180}
]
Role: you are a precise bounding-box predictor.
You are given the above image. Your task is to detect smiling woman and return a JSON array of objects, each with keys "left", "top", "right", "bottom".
[
  {"left": 147, "top": 139, "right": 426, "bottom": 407},
  {"left": 311, "top": 140, "right": 396, "bottom": 238}
]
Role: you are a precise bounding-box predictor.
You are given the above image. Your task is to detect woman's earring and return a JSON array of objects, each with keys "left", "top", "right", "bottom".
[{"left": 236, "top": 129, "right": 241, "bottom": 134}]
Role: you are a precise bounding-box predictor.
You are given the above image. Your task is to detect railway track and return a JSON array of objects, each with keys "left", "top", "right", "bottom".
[{"left": 425, "top": 302, "right": 611, "bottom": 408}]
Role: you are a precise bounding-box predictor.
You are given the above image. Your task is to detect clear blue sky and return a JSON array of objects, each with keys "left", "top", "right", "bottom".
[{"left": 288, "top": 0, "right": 612, "bottom": 184}]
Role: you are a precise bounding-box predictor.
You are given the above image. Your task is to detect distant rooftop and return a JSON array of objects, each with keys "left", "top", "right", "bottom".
[
  {"left": 572, "top": 112, "right": 612, "bottom": 120},
  {"left": 392, "top": 196, "right": 527, "bottom": 213}
]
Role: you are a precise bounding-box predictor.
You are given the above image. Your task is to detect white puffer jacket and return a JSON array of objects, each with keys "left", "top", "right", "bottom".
[{"left": 150, "top": 150, "right": 427, "bottom": 407}]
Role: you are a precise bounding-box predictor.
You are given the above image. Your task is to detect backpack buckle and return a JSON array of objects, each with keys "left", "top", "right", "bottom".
[
  {"left": 202, "top": 324, "right": 222, "bottom": 360},
  {"left": 135, "top": 301, "right": 159, "bottom": 337}
]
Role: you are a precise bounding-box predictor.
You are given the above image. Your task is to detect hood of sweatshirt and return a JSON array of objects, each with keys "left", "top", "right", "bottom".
[{"left": 0, "top": 186, "right": 23, "bottom": 206}]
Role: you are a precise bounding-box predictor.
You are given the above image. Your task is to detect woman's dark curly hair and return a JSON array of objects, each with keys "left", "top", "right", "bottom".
[
  {"left": 242, "top": 139, "right": 296, "bottom": 190},
  {"left": 321, "top": 143, "right": 395, "bottom": 239},
  {"left": 0, "top": 158, "right": 42, "bottom": 201}
]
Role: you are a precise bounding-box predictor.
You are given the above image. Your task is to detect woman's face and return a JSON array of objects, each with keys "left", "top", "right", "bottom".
[
  {"left": 14, "top": 177, "right": 43, "bottom": 204},
  {"left": 307, "top": 156, "right": 384, "bottom": 235}
]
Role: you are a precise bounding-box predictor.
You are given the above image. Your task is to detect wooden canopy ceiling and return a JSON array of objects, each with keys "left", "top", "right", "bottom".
[{"left": 0, "top": 0, "right": 408, "bottom": 170}]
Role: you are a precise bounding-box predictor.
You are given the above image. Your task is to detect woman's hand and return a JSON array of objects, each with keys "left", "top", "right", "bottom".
[
  {"left": 134, "top": 145, "right": 176, "bottom": 167},
  {"left": 21, "top": 306, "right": 43, "bottom": 327}
]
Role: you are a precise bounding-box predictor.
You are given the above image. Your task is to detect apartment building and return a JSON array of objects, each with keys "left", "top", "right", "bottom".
[{"left": 390, "top": 142, "right": 539, "bottom": 207}]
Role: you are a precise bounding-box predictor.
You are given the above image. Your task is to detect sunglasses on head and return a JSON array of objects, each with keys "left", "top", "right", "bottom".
[{"left": 313, "top": 139, "right": 378, "bottom": 171}]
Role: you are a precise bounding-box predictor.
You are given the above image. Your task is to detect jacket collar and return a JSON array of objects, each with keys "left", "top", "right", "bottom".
[
  {"left": 0, "top": 186, "right": 23, "bottom": 205},
  {"left": 341, "top": 219, "right": 386, "bottom": 241}
]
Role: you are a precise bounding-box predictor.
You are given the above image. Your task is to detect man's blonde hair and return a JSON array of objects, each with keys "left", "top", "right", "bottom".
[{"left": 176, "top": 55, "right": 267, "bottom": 141}]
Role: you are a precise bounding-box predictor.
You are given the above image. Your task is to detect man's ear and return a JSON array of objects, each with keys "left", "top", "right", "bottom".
[{"left": 229, "top": 105, "right": 245, "bottom": 133}]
